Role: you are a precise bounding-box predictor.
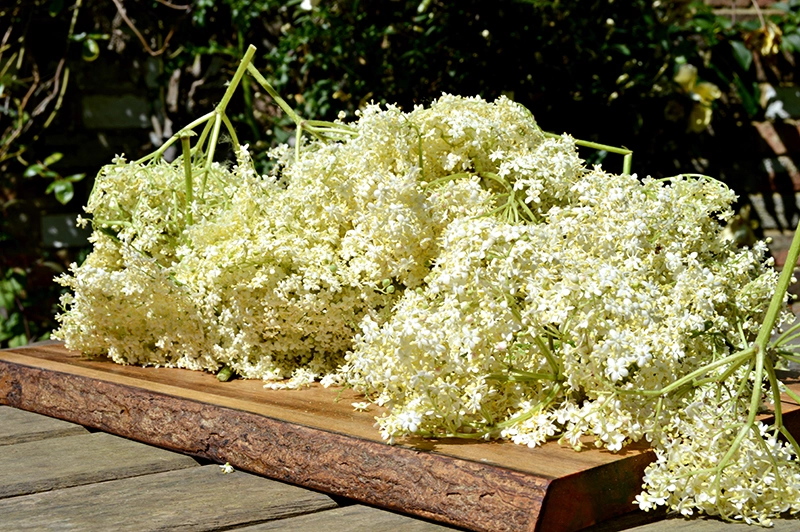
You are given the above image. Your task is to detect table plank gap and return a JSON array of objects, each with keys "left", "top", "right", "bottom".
[
  {"left": 235, "top": 504, "right": 464, "bottom": 531},
  {"left": 0, "top": 405, "right": 88, "bottom": 445},
  {"left": 0, "top": 465, "right": 338, "bottom": 532},
  {"left": 0, "top": 431, "right": 199, "bottom": 499}
]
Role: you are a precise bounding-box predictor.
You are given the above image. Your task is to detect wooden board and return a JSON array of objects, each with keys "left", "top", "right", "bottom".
[
  {"left": 239, "top": 504, "right": 461, "bottom": 531},
  {"left": 0, "top": 464, "right": 337, "bottom": 531},
  {"left": 1, "top": 343, "right": 798, "bottom": 532},
  {"left": 0, "top": 405, "right": 88, "bottom": 445},
  {"left": 0, "top": 432, "right": 198, "bottom": 498}
]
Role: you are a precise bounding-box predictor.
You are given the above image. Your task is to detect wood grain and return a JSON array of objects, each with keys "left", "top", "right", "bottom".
[
  {"left": 0, "top": 432, "right": 198, "bottom": 498},
  {"left": 0, "top": 464, "right": 337, "bottom": 532},
  {"left": 238, "top": 504, "right": 461, "bottom": 531},
  {"left": 0, "top": 405, "right": 88, "bottom": 445}
]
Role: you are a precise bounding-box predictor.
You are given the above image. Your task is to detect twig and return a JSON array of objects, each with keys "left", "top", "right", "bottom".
[
  {"left": 110, "top": 0, "right": 175, "bottom": 57},
  {"left": 751, "top": 0, "right": 766, "bottom": 29},
  {"left": 154, "top": 0, "right": 190, "bottom": 10}
]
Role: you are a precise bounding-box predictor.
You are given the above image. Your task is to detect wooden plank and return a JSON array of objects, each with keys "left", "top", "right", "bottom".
[
  {"left": 238, "top": 504, "right": 462, "bottom": 531},
  {"left": 0, "top": 404, "right": 88, "bottom": 445},
  {"left": 0, "top": 464, "right": 337, "bottom": 531},
  {"left": 0, "top": 431, "right": 198, "bottom": 498},
  {"left": 0, "top": 344, "right": 648, "bottom": 474},
  {"left": 1, "top": 344, "right": 797, "bottom": 532}
]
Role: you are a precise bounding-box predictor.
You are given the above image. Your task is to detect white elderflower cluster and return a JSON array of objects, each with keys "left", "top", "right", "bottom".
[
  {"left": 636, "top": 380, "right": 800, "bottom": 526},
  {"left": 55, "top": 93, "right": 798, "bottom": 523}
]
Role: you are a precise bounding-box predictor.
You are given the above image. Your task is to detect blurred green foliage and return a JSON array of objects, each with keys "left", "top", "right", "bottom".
[{"left": 3, "top": 0, "right": 800, "bottom": 347}]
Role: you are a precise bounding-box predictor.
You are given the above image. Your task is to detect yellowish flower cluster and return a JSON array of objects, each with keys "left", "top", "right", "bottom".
[{"left": 55, "top": 94, "right": 798, "bottom": 523}]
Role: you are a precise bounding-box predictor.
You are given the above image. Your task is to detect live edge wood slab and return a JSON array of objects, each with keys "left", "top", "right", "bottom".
[{"left": 2, "top": 343, "right": 799, "bottom": 532}]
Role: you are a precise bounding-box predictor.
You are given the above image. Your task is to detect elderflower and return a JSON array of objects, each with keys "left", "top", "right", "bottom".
[{"left": 55, "top": 92, "right": 798, "bottom": 523}]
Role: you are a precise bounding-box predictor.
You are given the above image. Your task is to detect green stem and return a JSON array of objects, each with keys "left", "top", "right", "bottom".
[
  {"left": 623, "top": 152, "right": 632, "bottom": 175},
  {"left": 200, "top": 112, "right": 222, "bottom": 200},
  {"left": 199, "top": 45, "right": 256, "bottom": 198},
  {"left": 487, "top": 370, "right": 560, "bottom": 382},
  {"left": 135, "top": 111, "right": 215, "bottom": 165},
  {"left": 771, "top": 320, "right": 800, "bottom": 347},
  {"left": 192, "top": 115, "right": 215, "bottom": 164},
  {"left": 533, "top": 335, "right": 561, "bottom": 378},
  {"left": 305, "top": 124, "right": 358, "bottom": 138},
  {"left": 495, "top": 383, "right": 562, "bottom": 430},
  {"left": 237, "top": 31, "right": 261, "bottom": 141},
  {"left": 221, "top": 113, "right": 240, "bottom": 153},
  {"left": 779, "top": 425, "right": 800, "bottom": 458},
  {"left": 781, "top": 383, "right": 800, "bottom": 406},
  {"left": 690, "top": 354, "right": 748, "bottom": 387},
  {"left": 764, "top": 354, "right": 783, "bottom": 432},
  {"left": 543, "top": 131, "right": 633, "bottom": 174},
  {"left": 615, "top": 347, "right": 754, "bottom": 397},
  {"left": 179, "top": 132, "right": 194, "bottom": 225},
  {"left": 712, "top": 345, "right": 766, "bottom": 480},
  {"left": 295, "top": 123, "right": 302, "bottom": 161},
  {"left": 755, "top": 222, "right": 800, "bottom": 349},
  {"left": 304, "top": 119, "right": 356, "bottom": 131},
  {"left": 218, "top": 45, "right": 257, "bottom": 116},
  {"left": 423, "top": 172, "right": 471, "bottom": 189},
  {"left": 479, "top": 171, "right": 512, "bottom": 192},
  {"left": 246, "top": 63, "right": 302, "bottom": 124}
]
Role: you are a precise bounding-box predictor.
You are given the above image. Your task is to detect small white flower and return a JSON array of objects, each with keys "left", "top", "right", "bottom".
[{"left": 351, "top": 401, "right": 370, "bottom": 412}]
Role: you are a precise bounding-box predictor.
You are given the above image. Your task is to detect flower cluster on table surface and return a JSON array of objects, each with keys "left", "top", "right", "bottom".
[{"left": 55, "top": 93, "right": 800, "bottom": 525}]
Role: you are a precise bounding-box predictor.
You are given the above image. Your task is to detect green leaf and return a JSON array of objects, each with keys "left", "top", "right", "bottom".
[
  {"left": 23, "top": 164, "right": 43, "bottom": 178},
  {"left": 48, "top": 0, "right": 63, "bottom": 16},
  {"left": 65, "top": 173, "right": 86, "bottom": 183},
  {"left": 731, "top": 41, "right": 752, "bottom": 71},
  {"left": 732, "top": 74, "right": 759, "bottom": 118},
  {"left": 43, "top": 152, "right": 63, "bottom": 167},
  {"left": 8, "top": 334, "right": 28, "bottom": 348},
  {"left": 52, "top": 180, "right": 74, "bottom": 205},
  {"left": 785, "top": 32, "right": 800, "bottom": 52},
  {"left": 613, "top": 44, "right": 631, "bottom": 56}
]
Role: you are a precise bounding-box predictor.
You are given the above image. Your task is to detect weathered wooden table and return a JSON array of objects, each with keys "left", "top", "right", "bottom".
[
  {"left": 1, "top": 342, "right": 799, "bottom": 531},
  {"left": 0, "top": 405, "right": 459, "bottom": 531}
]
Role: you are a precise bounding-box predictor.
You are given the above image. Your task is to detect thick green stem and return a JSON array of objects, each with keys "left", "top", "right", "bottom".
[
  {"left": 615, "top": 347, "right": 754, "bottom": 397},
  {"left": 533, "top": 335, "right": 561, "bottom": 378},
  {"left": 193, "top": 115, "right": 213, "bottom": 156},
  {"left": 543, "top": 131, "right": 633, "bottom": 174},
  {"left": 218, "top": 45, "right": 257, "bottom": 116},
  {"left": 246, "top": 63, "right": 302, "bottom": 124},
  {"left": 764, "top": 355, "right": 783, "bottom": 432},
  {"left": 755, "top": 217, "right": 800, "bottom": 348},
  {"left": 237, "top": 31, "right": 261, "bottom": 141},
  {"left": 200, "top": 113, "right": 222, "bottom": 200},
  {"left": 623, "top": 152, "right": 632, "bottom": 175},
  {"left": 198, "top": 45, "right": 256, "bottom": 198},
  {"left": 716, "top": 346, "right": 765, "bottom": 471},
  {"left": 295, "top": 124, "right": 302, "bottom": 161},
  {"left": 179, "top": 132, "right": 194, "bottom": 225},
  {"left": 136, "top": 111, "right": 215, "bottom": 165}
]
